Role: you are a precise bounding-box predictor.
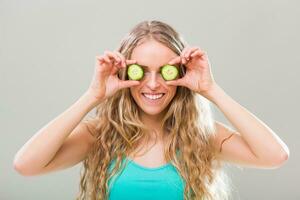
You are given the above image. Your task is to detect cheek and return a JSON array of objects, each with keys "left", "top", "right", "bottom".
[
  {"left": 130, "top": 88, "right": 136, "bottom": 98},
  {"left": 130, "top": 87, "right": 140, "bottom": 100},
  {"left": 169, "top": 86, "right": 177, "bottom": 98}
]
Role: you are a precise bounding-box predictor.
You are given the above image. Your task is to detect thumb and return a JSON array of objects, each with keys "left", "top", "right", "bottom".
[
  {"left": 119, "top": 80, "right": 140, "bottom": 89},
  {"left": 166, "top": 79, "right": 184, "bottom": 87}
]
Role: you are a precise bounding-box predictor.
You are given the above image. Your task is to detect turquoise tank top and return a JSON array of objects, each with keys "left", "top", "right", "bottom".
[{"left": 107, "top": 155, "right": 185, "bottom": 200}]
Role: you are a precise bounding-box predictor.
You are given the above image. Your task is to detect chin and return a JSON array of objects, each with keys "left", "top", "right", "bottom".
[
  {"left": 137, "top": 92, "right": 170, "bottom": 116},
  {"left": 139, "top": 106, "right": 167, "bottom": 116}
]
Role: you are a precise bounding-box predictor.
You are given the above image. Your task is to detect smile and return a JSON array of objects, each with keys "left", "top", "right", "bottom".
[{"left": 141, "top": 93, "right": 165, "bottom": 103}]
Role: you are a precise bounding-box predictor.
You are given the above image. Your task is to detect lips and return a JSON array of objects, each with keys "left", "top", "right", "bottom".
[{"left": 141, "top": 93, "right": 165, "bottom": 103}]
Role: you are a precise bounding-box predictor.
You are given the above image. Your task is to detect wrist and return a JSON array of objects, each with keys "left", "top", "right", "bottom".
[
  {"left": 200, "top": 84, "right": 224, "bottom": 103},
  {"left": 82, "top": 91, "right": 104, "bottom": 108}
]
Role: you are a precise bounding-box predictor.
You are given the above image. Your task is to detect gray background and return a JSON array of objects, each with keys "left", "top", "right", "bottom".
[{"left": 1, "top": 0, "right": 299, "bottom": 199}]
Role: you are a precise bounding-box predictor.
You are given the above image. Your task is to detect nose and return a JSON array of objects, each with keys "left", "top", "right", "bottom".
[{"left": 144, "top": 72, "right": 163, "bottom": 90}]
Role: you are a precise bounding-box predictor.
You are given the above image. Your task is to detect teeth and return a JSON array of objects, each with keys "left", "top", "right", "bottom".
[{"left": 143, "top": 93, "right": 164, "bottom": 100}]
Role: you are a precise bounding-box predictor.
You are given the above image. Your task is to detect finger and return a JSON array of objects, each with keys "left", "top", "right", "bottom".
[
  {"left": 97, "top": 54, "right": 111, "bottom": 63},
  {"left": 105, "top": 52, "right": 127, "bottom": 72},
  {"left": 96, "top": 56, "right": 105, "bottom": 64},
  {"left": 103, "top": 55, "right": 111, "bottom": 63},
  {"left": 114, "top": 51, "right": 127, "bottom": 68},
  {"left": 118, "top": 80, "right": 140, "bottom": 89},
  {"left": 168, "top": 56, "right": 181, "bottom": 65},
  {"left": 104, "top": 51, "right": 120, "bottom": 62},
  {"left": 190, "top": 50, "right": 206, "bottom": 58},
  {"left": 184, "top": 47, "right": 199, "bottom": 60},
  {"left": 181, "top": 56, "right": 188, "bottom": 65},
  {"left": 181, "top": 47, "right": 202, "bottom": 64},
  {"left": 181, "top": 46, "right": 190, "bottom": 57},
  {"left": 105, "top": 51, "right": 121, "bottom": 66},
  {"left": 166, "top": 78, "right": 185, "bottom": 87},
  {"left": 125, "top": 59, "right": 137, "bottom": 66},
  {"left": 181, "top": 47, "right": 191, "bottom": 65},
  {"left": 110, "top": 66, "right": 119, "bottom": 75}
]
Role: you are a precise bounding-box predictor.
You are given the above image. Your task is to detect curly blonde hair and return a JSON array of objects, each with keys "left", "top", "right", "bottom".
[{"left": 76, "top": 20, "right": 232, "bottom": 200}]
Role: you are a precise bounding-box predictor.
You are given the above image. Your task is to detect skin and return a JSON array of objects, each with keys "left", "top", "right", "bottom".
[
  {"left": 127, "top": 39, "right": 289, "bottom": 168},
  {"left": 129, "top": 39, "right": 178, "bottom": 140},
  {"left": 13, "top": 40, "right": 288, "bottom": 177}
]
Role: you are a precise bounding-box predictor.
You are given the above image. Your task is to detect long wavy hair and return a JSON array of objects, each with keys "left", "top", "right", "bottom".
[{"left": 76, "top": 20, "right": 232, "bottom": 200}]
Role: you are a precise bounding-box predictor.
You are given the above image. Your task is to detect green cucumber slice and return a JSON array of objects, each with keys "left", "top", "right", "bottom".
[
  {"left": 161, "top": 65, "right": 179, "bottom": 81},
  {"left": 127, "top": 64, "right": 144, "bottom": 80}
]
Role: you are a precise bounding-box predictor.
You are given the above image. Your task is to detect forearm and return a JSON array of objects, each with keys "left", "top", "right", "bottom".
[
  {"left": 13, "top": 91, "right": 101, "bottom": 172},
  {"left": 202, "top": 84, "right": 290, "bottom": 163}
]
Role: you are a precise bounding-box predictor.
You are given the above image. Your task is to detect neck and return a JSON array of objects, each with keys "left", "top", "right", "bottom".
[{"left": 140, "top": 112, "right": 165, "bottom": 141}]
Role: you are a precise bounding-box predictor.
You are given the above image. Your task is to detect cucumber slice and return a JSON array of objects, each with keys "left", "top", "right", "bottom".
[
  {"left": 127, "top": 64, "right": 144, "bottom": 80},
  {"left": 161, "top": 65, "right": 179, "bottom": 81}
]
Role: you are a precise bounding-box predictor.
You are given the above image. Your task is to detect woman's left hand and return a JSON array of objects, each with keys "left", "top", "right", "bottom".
[{"left": 166, "top": 46, "right": 217, "bottom": 96}]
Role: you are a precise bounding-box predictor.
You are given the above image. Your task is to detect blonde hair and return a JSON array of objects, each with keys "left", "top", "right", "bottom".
[{"left": 76, "top": 20, "right": 232, "bottom": 200}]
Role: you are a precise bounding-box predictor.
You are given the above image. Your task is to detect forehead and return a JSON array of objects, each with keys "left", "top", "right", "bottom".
[{"left": 130, "top": 40, "right": 178, "bottom": 70}]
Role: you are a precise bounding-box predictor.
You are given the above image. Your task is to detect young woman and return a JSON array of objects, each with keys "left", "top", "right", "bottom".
[{"left": 13, "top": 20, "right": 289, "bottom": 200}]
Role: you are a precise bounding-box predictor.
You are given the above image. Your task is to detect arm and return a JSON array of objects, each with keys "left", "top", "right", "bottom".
[
  {"left": 205, "top": 84, "right": 290, "bottom": 168},
  {"left": 13, "top": 91, "right": 100, "bottom": 176}
]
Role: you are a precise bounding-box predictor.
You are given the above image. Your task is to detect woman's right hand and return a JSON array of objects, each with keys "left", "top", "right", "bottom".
[{"left": 86, "top": 50, "right": 140, "bottom": 102}]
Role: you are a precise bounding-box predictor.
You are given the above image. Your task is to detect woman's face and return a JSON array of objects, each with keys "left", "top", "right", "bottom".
[{"left": 129, "top": 39, "right": 178, "bottom": 117}]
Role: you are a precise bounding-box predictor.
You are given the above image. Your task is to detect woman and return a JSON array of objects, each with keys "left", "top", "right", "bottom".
[{"left": 13, "top": 20, "right": 290, "bottom": 200}]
